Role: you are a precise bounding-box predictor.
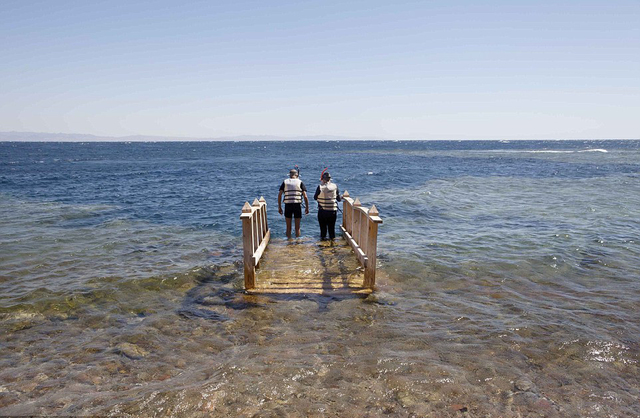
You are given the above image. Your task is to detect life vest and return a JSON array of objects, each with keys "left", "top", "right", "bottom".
[
  {"left": 317, "top": 182, "right": 338, "bottom": 211},
  {"left": 283, "top": 178, "right": 303, "bottom": 204}
]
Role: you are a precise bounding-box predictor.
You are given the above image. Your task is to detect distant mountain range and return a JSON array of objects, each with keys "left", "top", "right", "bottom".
[{"left": 0, "top": 131, "right": 380, "bottom": 142}]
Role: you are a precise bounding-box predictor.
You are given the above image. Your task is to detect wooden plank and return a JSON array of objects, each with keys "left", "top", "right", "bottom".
[
  {"left": 252, "top": 199, "right": 262, "bottom": 243},
  {"left": 345, "top": 196, "right": 355, "bottom": 235},
  {"left": 352, "top": 199, "right": 361, "bottom": 245},
  {"left": 252, "top": 215, "right": 258, "bottom": 252},
  {"left": 342, "top": 192, "right": 352, "bottom": 231},
  {"left": 259, "top": 197, "right": 268, "bottom": 236},
  {"left": 256, "top": 208, "right": 263, "bottom": 243},
  {"left": 253, "top": 229, "right": 271, "bottom": 266},
  {"left": 248, "top": 287, "right": 372, "bottom": 295},
  {"left": 356, "top": 248, "right": 368, "bottom": 268},
  {"left": 358, "top": 206, "right": 369, "bottom": 256},
  {"left": 346, "top": 200, "right": 352, "bottom": 235},
  {"left": 340, "top": 225, "right": 368, "bottom": 268},
  {"left": 341, "top": 226, "right": 357, "bottom": 252}
]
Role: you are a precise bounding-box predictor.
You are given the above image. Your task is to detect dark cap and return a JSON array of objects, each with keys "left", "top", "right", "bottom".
[
  {"left": 289, "top": 169, "right": 299, "bottom": 177},
  {"left": 321, "top": 171, "right": 331, "bottom": 180}
]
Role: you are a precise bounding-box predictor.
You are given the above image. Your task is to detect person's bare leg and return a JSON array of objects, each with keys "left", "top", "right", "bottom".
[
  {"left": 294, "top": 218, "right": 301, "bottom": 237},
  {"left": 285, "top": 217, "right": 292, "bottom": 239}
]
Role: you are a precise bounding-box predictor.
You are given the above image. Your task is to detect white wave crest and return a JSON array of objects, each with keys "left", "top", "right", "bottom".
[
  {"left": 525, "top": 148, "right": 608, "bottom": 154},
  {"left": 526, "top": 150, "right": 574, "bottom": 154},
  {"left": 579, "top": 149, "right": 608, "bottom": 153}
]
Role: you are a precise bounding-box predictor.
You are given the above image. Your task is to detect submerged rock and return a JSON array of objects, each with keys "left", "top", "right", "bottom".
[
  {"left": 363, "top": 291, "right": 397, "bottom": 305},
  {"left": 177, "top": 306, "right": 228, "bottom": 321},
  {"left": 514, "top": 376, "right": 535, "bottom": 392},
  {"left": 115, "top": 342, "right": 149, "bottom": 359}
]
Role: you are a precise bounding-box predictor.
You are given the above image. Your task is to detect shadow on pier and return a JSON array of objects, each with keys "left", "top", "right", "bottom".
[{"left": 247, "top": 238, "right": 372, "bottom": 299}]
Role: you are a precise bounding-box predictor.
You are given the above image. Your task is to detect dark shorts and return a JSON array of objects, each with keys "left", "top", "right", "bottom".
[{"left": 284, "top": 203, "right": 302, "bottom": 219}]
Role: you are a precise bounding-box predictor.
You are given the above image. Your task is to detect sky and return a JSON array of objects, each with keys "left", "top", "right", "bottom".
[{"left": 1, "top": 0, "right": 639, "bottom": 140}]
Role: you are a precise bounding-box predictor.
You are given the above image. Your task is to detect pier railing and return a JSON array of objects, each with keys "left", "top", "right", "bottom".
[
  {"left": 340, "top": 191, "right": 383, "bottom": 289},
  {"left": 240, "top": 197, "right": 270, "bottom": 289}
]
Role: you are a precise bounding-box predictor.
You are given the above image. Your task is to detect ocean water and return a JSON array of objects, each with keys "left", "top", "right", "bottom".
[{"left": 1, "top": 140, "right": 639, "bottom": 417}]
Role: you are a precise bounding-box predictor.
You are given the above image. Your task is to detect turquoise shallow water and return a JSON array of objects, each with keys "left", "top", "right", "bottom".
[{"left": 1, "top": 140, "right": 639, "bottom": 416}]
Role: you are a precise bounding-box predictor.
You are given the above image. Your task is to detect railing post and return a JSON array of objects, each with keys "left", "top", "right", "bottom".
[
  {"left": 240, "top": 202, "right": 255, "bottom": 289},
  {"left": 364, "top": 205, "right": 382, "bottom": 289}
]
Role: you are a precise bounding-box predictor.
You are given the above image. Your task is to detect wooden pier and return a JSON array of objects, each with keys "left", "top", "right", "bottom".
[
  {"left": 239, "top": 197, "right": 270, "bottom": 289},
  {"left": 240, "top": 192, "right": 381, "bottom": 294},
  {"left": 339, "top": 191, "right": 382, "bottom": 289}
]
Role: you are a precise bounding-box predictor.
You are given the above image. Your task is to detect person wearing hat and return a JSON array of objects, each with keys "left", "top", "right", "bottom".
[
  {"left": 313, "top": 171, "right": 342, "bottom": 240},
  {"left": 278, "top": 169, "right": 309, "bottom": 238}
]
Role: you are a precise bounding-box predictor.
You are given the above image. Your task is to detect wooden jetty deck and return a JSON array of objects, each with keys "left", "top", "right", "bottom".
[
  {"left": 240, "top": 192, "right": 381, "bottom": 295},
  {"left": 247, "top": 239, "right": 372, "bottom": 296}
]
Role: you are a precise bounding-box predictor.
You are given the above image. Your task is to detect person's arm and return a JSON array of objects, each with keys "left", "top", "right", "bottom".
[
  {"left": 303, "top": 191, "right": 310, "bottom": 214},
  {"left": 278, "top": 183, "right": 284, "bottom": 215},
  {"left": 300, "top": 183, "right": 310, "bottom": 214},
  {"left": 314, "top": 185, "right": 320, "bottom": 200},
  {"left": 336, "top": 187, "right": 342, "bottom": 202}
]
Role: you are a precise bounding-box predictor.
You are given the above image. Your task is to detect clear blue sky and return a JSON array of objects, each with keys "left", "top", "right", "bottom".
[{"left": 1, "top": 0, "right": 638, "bottom": 139}]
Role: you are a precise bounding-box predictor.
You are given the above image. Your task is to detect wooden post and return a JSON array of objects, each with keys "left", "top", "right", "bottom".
[
  {"left": 364, "top": 205, "right": 382, "bottom": 289},
  {"left": 240, "top": 202, "right": 255, "bottom": 289}
]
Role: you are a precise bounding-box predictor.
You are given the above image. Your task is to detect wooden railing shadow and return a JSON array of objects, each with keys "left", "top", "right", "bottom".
[
  {"left": 247, "top": 239, "right": 372, "bottom": 298},
  {"left": 245, "top": 240, "right": 372, "bottom": 311}
]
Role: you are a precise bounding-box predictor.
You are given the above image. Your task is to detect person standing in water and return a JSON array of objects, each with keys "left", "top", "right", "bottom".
[
  {"left": 314, "top": 171, "right": 342, "bottom": 240},
  {"left": 278, "top": 168, "right": 309, "bottom": 238}
]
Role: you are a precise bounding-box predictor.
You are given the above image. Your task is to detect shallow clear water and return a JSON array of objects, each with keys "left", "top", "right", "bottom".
[{"left": 1, "top": 140, "right": 639, "bottom": 417}]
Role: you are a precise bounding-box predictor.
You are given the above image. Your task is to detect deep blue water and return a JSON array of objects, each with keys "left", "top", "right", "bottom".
[{"left": 2, "top": 140, "right": 638, "bottom": 233}]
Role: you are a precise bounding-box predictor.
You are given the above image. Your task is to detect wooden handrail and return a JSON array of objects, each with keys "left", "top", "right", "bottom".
[
  {"left": 240, "top": 196, "right": 271, "bottom": 289},
  {"left": 340, "top": 191, "right": 382, "bottom": 289}
]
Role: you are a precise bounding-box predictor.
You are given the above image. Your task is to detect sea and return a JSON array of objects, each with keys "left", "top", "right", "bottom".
[{"left": 1, "top": 140, "right": 639, "bottom": 417}]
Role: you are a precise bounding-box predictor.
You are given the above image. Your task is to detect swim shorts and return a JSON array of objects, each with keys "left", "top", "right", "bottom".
[{"left": 284, "top": 203, "right": 302, "bottom": 219}]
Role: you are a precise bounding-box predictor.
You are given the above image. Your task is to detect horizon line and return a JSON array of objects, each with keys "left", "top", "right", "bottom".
[{"left": 0, "top": 131, "right": 638, "bottom": 142}]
